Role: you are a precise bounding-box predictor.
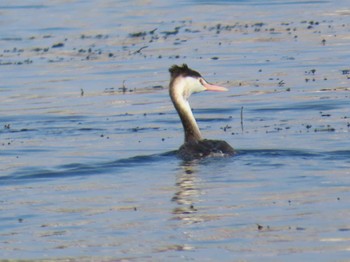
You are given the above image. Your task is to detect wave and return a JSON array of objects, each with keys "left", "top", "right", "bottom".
[
  {"left": 2, "top": 149, "right": 349, "bottom": 185},
  {"left": 1, "top": 151, "right": 177, "bottom": 185}
]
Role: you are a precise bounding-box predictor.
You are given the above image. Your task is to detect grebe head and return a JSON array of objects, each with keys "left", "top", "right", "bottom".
[
  {"left": 169, "top": 64, "right": 228, "bottom": 100},
  {"left": 168, "top": 64, "right": 231, "bottom": 144}
]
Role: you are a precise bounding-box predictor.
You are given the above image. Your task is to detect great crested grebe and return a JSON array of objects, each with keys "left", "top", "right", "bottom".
[{"left": 169, "top": 64, "right": 235, "bottom": 160}]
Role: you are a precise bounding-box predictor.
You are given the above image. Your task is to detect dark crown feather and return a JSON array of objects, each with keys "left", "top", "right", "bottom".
[{"left": 169, "top": 64, "right": 202, "bottom": 79}]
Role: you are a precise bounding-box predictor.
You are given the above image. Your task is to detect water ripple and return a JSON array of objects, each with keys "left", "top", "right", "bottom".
[
  {"left": 3, "top": 148, "right": 348, "bottom": 185},
  {"left": 2, "top": 151, "right": 177, "bottom": 185}
]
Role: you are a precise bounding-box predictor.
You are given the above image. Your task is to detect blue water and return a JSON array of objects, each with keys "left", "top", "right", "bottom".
[{"left": 1, "top": 0, "right": 350, "bottom": 260}]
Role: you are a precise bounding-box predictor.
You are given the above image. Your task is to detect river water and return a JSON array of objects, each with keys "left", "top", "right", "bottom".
[{"left": 1, "top": 0, "right": 350, "bottom": 261}]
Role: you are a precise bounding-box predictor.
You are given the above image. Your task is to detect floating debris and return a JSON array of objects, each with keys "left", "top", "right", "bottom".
[
  {"left": 314, "top": 126, "right": 335, "bottom": 132},
  {"left": 131, "top": 46, "right": 148, "bottom": 55},
  {"left": 161, "top": 26, "right": 181, "bottom": 36},
  {"left": 152, "top": 85, "right": 163, "bottom": 89},
  {"left": 119, "top": 80, "right": 127, "bottom": 93},
  {"left": 51, "top": 43, "right": 64, "bottom": 48},
  {"left": 257, "top": 224, "right": 263, "bottom": 230},
  {"left": 341, "top": 69, "right": 350, "bottom": 75},
  {"left": 129, "top": 31, "right": 147, "bottom": 38},
  {"left": 104, "top": 87, "right": 115, "bottom": 94}
]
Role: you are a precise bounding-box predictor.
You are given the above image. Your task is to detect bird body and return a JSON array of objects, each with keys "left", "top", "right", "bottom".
[
  {"left": 169, "top": 64, "right": 235, "bottom": 161},
  {"left": 178, "top": 139, "right": 234, "bottom": 161}
]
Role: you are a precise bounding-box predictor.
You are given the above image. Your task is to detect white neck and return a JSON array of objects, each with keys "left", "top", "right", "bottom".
[{"left": 170, "top": 78, "right": 202, "bottom": 143}]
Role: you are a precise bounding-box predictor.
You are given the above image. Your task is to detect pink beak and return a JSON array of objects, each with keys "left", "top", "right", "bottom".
[{"left": 202, "top": 80, "right": 228, "bottom": 92}]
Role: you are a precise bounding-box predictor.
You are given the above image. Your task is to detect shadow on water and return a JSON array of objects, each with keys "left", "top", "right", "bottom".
[
  {"left": 2, "top": 151, "right": 178, "bottom": 185},
  {"left": 3, "top": 148, "right": 350, "bottom": 186}
]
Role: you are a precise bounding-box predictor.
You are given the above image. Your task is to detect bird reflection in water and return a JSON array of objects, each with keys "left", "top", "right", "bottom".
[{"left": 171, "top": 162, "right": 204, "bottom": 224}]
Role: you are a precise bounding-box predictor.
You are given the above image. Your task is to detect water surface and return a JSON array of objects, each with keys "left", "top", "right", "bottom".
[{"left": 1, "top": 0, "right": 350, "bottom": 260}]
